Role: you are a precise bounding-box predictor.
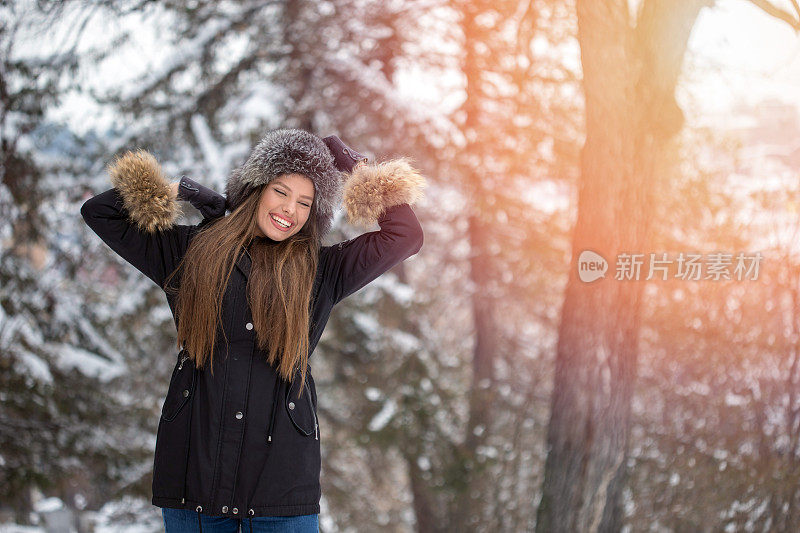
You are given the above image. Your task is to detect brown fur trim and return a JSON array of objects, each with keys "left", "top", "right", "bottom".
[
  {"left": 107, "top": 149, "right": 178, "bottom": 233},
  {"left": 342, "top": 157, "right": 426, "bottom": 227}
]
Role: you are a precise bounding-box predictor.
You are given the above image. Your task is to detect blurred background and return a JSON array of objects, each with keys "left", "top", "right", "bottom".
[{"left": 2, "top": 0, "right": 800, "bottom": 531}]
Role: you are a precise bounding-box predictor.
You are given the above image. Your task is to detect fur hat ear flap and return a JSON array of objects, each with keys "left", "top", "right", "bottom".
[
  {"left": 107, "top": 149, "right": 179, "bottom": 233},
  {"left": 342, "top": 157, "right": 426, "bottom": 228}
]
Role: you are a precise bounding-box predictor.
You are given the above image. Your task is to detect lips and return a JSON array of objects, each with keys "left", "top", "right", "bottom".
[{"left": 270, "top": 213, "right": 294, "bottom": 231}]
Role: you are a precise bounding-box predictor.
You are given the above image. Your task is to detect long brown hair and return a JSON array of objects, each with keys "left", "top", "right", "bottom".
[{"left": 164, "top": 184, "right": 320, "bottom": 397}]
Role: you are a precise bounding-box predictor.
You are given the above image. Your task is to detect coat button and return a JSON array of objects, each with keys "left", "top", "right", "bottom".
[
  {"left": 182, "top": 389, "right": 189, "bottom": 398},
  {"left": 245, "top": 322, "right": 253, "bottom": 330},
  {"left": 288, "top": 402, "right": 295, "bottom": 410},
  {"left": 235, "top": 411, "right": 243, "bottom": 419},
  {"left": 232, "top": 508, "right": 238, "bottom": 514},
  {"left": 222, "top": 506, "right": 228, "bottom": 513}
]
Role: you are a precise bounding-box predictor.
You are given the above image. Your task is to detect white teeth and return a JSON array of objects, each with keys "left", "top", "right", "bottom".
[{"left": 271, "top": 214, "right": 291, "bottom": 228}]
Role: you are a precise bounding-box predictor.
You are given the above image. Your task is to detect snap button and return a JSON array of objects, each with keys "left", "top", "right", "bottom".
[
  {"left": 232, "top": 508, "right": 238, "bottom": 514},
  {"left": 222, "top": 506, "right": 228, "bottom": 513},
  {"left": 235, "top": 411, "right": 243, "bottom": 419},
  {"left": 182, "top": 389, "right": 189, "bottom": 398},
  {"left": 288, "top": 402, "right": 295, "bottom": 410},
  {"left": 245, "top": 322, "right": 253, "bottom": 330}
]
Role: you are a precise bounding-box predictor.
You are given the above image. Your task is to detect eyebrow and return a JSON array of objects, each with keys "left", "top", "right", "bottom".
[{"left": 273, "top": 181, "right": 314, "bottom": 202}]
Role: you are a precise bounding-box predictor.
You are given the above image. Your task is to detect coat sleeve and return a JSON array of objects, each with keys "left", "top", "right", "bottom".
[
  {"left": 80, "top": 188, "right": 198, "bottom": 288},
  {"left": 320, "top": 203, "right": 423, "bottom": 305}
]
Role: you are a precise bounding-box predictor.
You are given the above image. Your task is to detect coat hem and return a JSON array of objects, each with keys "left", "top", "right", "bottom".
[{"left": 153, "top": 496, "right": 320, "bottom": 517}]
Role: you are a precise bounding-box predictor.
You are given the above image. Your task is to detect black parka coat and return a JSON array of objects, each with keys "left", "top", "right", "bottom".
[{"left": 80, "top": 178, "right": 423, "bottom": 518}]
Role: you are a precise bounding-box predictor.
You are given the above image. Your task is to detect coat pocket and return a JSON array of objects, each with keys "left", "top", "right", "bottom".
[
  {"left": 285, "top": 374, "right": 318, "bottom": 438},
  {"left": 161, "top": 350, "right": 196, "bottom": 422}
]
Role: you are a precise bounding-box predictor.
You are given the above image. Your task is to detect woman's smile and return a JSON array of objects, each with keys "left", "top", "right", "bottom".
[{"left": 270, "top": 213, "right": 294, "bottom": 230}]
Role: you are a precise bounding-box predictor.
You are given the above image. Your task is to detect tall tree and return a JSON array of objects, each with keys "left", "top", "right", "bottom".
[{"left": 536, "top": 1, "right": 800, "bottom": 531}]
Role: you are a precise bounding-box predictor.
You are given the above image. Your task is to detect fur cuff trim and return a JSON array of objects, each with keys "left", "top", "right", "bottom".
[
  {"left": 342, "top": 157, "right": 426, "bottom": 227},
  {"left": 107, "top": 150, "right": 178, "bottom": 233}
]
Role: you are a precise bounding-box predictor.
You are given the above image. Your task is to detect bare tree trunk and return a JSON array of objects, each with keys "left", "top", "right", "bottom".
[
  {"left": 284, "top": 0, "right": 315, "bottom": 130},
  {"left": 454, "top": 212, "right": 502, "bottom": 524},
  {"left": 535, "top": 1, "right": 709, "bottom": 531},
  {"left": 448, "top": 3, "right": 503, "bottom": 529},
  {"left": 405, "top": 453, "right": 443, "bottom": 533}
]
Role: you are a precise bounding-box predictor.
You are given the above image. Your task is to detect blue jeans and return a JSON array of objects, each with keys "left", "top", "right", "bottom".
[{"left": 161, "top": 507, "right": 319, "bottom": 533}]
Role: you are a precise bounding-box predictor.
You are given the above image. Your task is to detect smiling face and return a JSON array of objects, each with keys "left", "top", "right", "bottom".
[{"left": 254, "top": 173, "right": 315, "bottom": 241}]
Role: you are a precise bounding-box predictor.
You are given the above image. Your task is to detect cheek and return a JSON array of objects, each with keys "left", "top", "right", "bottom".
[
  {"left": 298, "top": 211, "right": 311, "bottom": 229},
  {"left": 257, "top": 198, "right": 269, "bottom": 223}
]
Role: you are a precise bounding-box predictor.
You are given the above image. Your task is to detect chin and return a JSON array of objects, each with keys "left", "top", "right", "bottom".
[{"left": 257, "top": 223, "right": 289, "bottom": 241}]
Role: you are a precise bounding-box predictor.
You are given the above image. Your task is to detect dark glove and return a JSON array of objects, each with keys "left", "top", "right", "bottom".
[
  {"left": 322, "top": 135, "right": 368, "bottom": 173},
  {"left": 177, "top": 176, "right": 227, "bottom": 219}
]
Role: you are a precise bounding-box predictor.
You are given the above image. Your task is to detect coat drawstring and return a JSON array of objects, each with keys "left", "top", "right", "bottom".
[
  {"left": 195, "top": 505, "right": 203, "bottom": 532},
  {"left": 267, "top": 371, "right": 281, "bottom": 443}
]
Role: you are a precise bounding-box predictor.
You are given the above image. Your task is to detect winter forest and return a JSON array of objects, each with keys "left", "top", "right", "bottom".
[{"left": 3, "top": 0, "right": 800, "bottom": 531}]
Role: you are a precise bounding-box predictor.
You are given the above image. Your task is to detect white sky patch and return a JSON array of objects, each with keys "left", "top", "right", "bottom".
[
  {"left": 41, "top": 7, "right": 170, "bottom": 135},
  {"left": 684, "top": 0, "right": 800, "bottom": 113}
]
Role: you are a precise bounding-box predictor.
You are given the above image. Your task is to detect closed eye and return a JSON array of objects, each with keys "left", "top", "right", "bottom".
[{"left": 275, "top": 187, "right": 311, "bottom": 207}]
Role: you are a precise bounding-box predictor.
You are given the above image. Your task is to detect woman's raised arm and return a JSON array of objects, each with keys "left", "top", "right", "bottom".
[
  {"left": 321, "top": 203, "right": 423, "bottom": 304},
  {"left": 320, "top": 157, "right": 426, "bottom": 304},
  {"left": 80, "top": 151, "right": 226, "bottom": 289}
]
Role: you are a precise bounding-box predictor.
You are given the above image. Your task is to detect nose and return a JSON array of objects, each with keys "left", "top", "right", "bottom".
[{"left": 281, "top": 199, "right": 295, "bottom": 218}]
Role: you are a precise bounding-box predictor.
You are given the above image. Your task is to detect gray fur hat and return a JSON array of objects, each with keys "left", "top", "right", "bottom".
[{"left": 225, "top": 129, "right": 343, "bottom": 236}]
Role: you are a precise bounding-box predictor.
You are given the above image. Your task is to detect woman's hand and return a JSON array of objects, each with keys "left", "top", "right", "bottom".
[{"left": 169, "top": 181, "right": 180, "bottom": 199}]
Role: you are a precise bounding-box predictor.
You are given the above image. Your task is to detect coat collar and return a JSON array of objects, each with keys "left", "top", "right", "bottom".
[{"left": 235, "top": 246, "right": 252, "bottom": 279}]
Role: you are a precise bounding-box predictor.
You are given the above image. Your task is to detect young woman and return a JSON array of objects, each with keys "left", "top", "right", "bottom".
[{"left": 81, "top": 129, "right": 425, "bottom": 532}]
